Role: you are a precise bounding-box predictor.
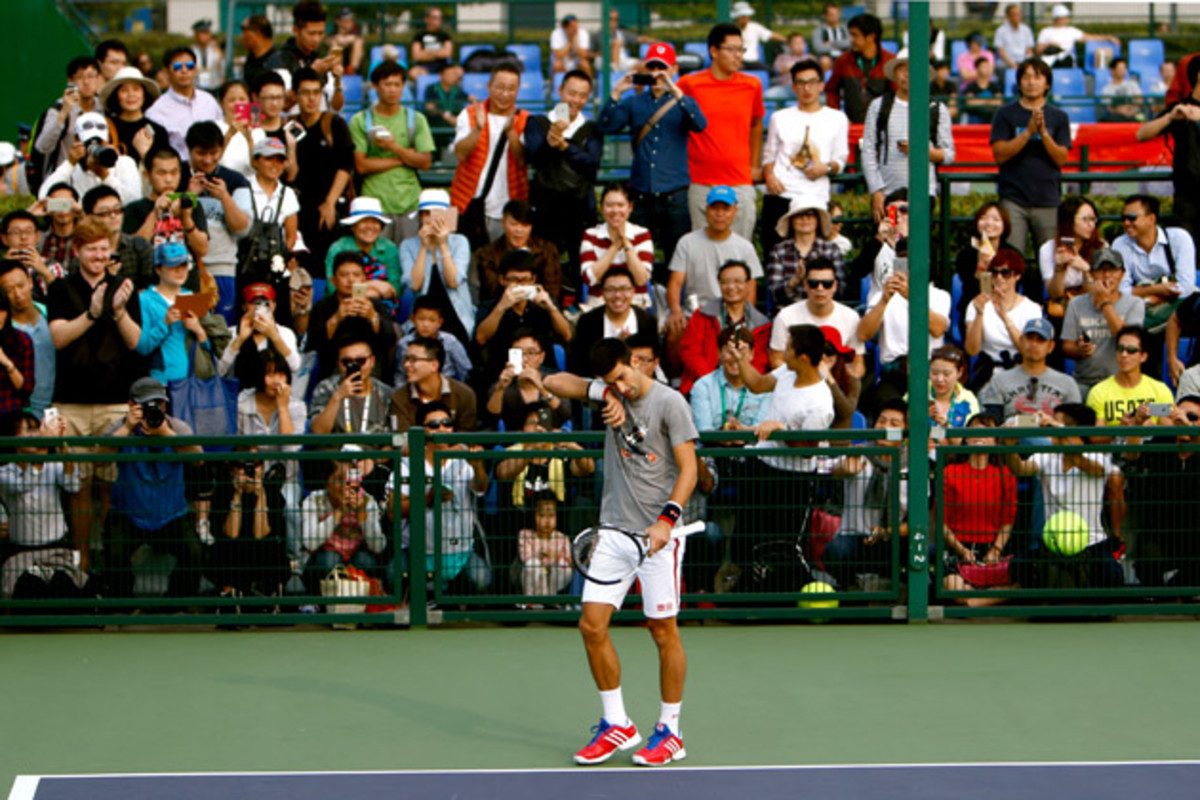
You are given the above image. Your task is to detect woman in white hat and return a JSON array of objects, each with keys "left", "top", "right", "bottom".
[
  {"left": 100, "top": 66, "right": 169, "bottom": 165},
  {"left": 400, "top": 188, "right": 474, "bottom": 345},
  {"left": 323, "top": 197, "right": 401, "bottom": 306},
  {"left": 765, "top": 198, "right": 843, "bottom": 308}
]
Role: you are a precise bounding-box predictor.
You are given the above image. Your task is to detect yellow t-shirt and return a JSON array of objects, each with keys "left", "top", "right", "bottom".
[{"left": 1086, "top": 375, "right": 1174, "bottom": 426}]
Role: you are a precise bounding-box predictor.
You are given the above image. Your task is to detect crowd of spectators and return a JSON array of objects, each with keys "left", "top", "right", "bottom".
[{"left": 1, "top": 3, "right": 1198, "bottom": 609}]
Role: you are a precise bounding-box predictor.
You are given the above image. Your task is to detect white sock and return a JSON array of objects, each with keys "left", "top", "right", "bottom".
[
  {"left": 599, "top": 688, "right": 628, "bottom": 726},
  {"left": 659, "top": 701, "right": 682, "bottom": 733}
]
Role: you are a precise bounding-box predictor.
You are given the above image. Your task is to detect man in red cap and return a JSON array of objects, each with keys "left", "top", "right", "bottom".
[
  {"left": 597, "top": 42, "right": 708, "bottom": 276},
  {"left": 217, "top": 282, "right": 301, "bottom": 382}
]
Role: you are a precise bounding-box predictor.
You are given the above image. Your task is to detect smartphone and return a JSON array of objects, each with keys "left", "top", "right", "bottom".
[
  {"left": 255, "top": 303, "right": 271, "bottom": 322},
  {"left": 285, "top": 119, "right": 307, "bottom": 143},
  {"left": 371, "top": 125, "right": 393, "bottom": 141},
  {"left": 1147, "top": 403, "right": 1173, "bottom": 417},
  {"left": 518, "top": 285, "right": 537, "bottom": 301},
  {"left": 233, "top": 101, "right": 250, "bottom": 124},
  {"left": 46, "top": 197, "right": 72, "bottom": 214},
  {"left": 330, "top": 43, "right": 344, "bottom": 58},
  {"left": 508, "top": 347, "right": 524, "bottom": 374},
  {"left": 346, "top": 467, "right": 362, "bottom": 486},
  {"left": 632, "top": 73, "right": 656, "bottom": 87},
  {"left": 979, "top": 272, "right": 993, "bottom": 295},
  {"left": 887, "top": 205, "right": 898, "bottom": 226},
  {"left": 351, "top": 282, "right": 368, "bottom": 300},
  {"left": 1079, "top": 329, "right": 1091, "bottom": 344},
  {"left": 429, "top": 206, "right": 459, "bottom": 233},
  {"left": 43, "top": 407, "right": 60, "bottom": 427},
  {"left": 1061, "top": 236, "right": 1076, "bottom": 250},
  {"left": 1014, "top": 413, "right": 1039, "bottom": 428},
  {"left": 551, "top": 102, "right": 571, "bottom": 124},
  {"left": 892, "top": 257, "right": 909, "bottom": 277}
]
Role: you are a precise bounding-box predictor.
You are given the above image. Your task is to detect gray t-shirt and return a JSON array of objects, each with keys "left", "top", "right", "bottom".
[
  {"left": 668, "top": 229, "right": 763, "bottom": 309},
  {"left": 979, "top": 365, "right": 1081, "bottom": 419},
  {"left": 1061, "top": 293, "right": 1144, "bottom": 389},
  {"left": 601, "top": 381, "right": 699, "bottom": 531}
]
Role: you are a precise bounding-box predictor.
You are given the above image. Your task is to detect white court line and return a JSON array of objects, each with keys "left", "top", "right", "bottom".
[
  {"left": 7, "top": 777, "right": 38, "bottom": 800},
  {"left": 11, "top": 758, "right": 1200, "bottom": 788}
]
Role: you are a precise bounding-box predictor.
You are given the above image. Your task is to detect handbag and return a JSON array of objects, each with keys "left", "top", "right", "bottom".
[
  {"left": 168, "top": 340, "right": 239, "bottom": 445},
  {"left": 957, "top": 556, "right": 1012, "bottom": 588}
]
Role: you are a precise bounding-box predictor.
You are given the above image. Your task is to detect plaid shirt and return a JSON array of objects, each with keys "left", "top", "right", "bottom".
[
  {"left": 0, "top": 329, "right": 35, "bottom": 417},
  {"left": 765, "top": 238, "right": 846, "bottom": 306}
]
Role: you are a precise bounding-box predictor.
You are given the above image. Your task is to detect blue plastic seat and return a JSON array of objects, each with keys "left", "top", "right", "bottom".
[
  {"left": 1004, "top": 68, "right": 1017, "bottom": 97},
  {"left": 1127, "top": 39, "right": 1165, "bottom": 79},
  {"left": 458, "top": 43, "right": 489, "bottom": 66},
  {"left": 340, "top": 74, "right": 364, "bottom": 106},
  {"left": 949, "top": 41, "right": 968, "bottom": 75},
  {"left": 683, "top": 42, "right": 711, "bottom": 67},
  {"left": 745, "top": 70, "right": 771, "bottom": 95},
  {"left": 413, "top": 73, "right": 439, "bottom": 104},
  {"left": 506, "top": 43, "right": 542, "bottom": 73},
  {"left": 462, "top": 72, "right": 491, "bottom": 99},
  {"left": 1092, "top": 70, "right": 1112, "bottom": 95},
  {"left": 1052, "top": 68, "right": 1086, "bottom": 101},
  {"left": 1063, "top": 104, "right": 1096, "bottom": 124},
  {"left": 950, "top": 273, "right": 964, "bottom": 347},
  {"left": 1084, "top": 40, "right": 1121, "bottom": 74},
  {"left": 518, "top": 72, "right": 545, "bottom": 101}
]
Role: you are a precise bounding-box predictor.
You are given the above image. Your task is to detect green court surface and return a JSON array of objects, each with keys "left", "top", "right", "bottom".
[{"left": 3, "top": 621, "right": 1198, "bottom": 790}]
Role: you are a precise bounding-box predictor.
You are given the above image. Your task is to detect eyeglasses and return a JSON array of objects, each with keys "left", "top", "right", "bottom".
[
  {"left": 806, "top": 278, "right": 836, "bottom": 289},
  {"left": 793, "top": 77, "right": 822, "bottom": 86},
  {"left": 340, "top": 357, "right": 368, "bottom": 369},
  {"left": 258, "top": 93, "right": 286, "bottom": 102},
  {"left": 603, "top": 286, "right": 634, "bottom": 295},
  {"left": 424, "top": 418, "right": 453, "bottom": 429},
  {"left": 518, "top": 347, "right": 543, "bottom": 357},
  {"left": 988, "top": 268, "right": 1015, "bottom": 278},
  {"left": 719, "top": 279, "right": 747, "bottom": 288},
  {"left": 92, "top": 207, "right": 123, "bottom": 219},
  {"left": 1115, "top": 345, "right": 1141, "bottom": 354},
  {"left": 890, "top": 204, "right": 909, "bottom": 214},
  {"left": 403, "top": 354, "right": 435, "bottom": 364},
  {"left": 716, "top": 45, "right": 744, "bottom": 54},
  {"left": 171, "top": 61, "right": 197, "bottom": 72}
]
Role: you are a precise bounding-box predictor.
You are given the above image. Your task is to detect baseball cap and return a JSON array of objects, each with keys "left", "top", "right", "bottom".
[
  {"left": 130, "top": 377, "right": 169, "bottom": 405},
  {"left": 153, "top": 241, "right": 189, "bottom": 268},
  {"left": 1022, "top": 318, "right": 1055, "bottom": 340},
  {"left": 243, "top": 282, "right": 275, "bottom": 303},
  {"left": 706, "top": 185, "right": 738, "bottom": 206},
  {"left": 1091, "top": 247, "right": 1125, "bottom": 271},
  {"left": 562, "top": 14, "right": 578, "bottom": 25},
  {"left": 252, "top": 137, "right": 287, "bottom": 159},
  {"left": 820, "top": 326, "right": 853, "bottom": 355},
  {"left": 643, "top": 43, "right": 677, "bottom": 68},
  {"left": 1050, "top": 4, "right": 1071, "bottom": 19},
  {"left": 74, "top": 112, "right": 110, "bottom": 145},
  {"left": 192, "top": 18, "right": 213, "bottom": 32},
  {"left": 0, "top": 143, "right": 18, "bottom": 167}
]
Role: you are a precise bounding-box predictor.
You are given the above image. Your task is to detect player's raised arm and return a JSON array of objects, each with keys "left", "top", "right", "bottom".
[{"left": 546, "top": 371, "right": 626, "bottom": 428}]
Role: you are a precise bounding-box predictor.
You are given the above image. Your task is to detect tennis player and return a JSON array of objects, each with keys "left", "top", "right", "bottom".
[{"left": 545, "top": 337, "right": 699, "bottom": 767}]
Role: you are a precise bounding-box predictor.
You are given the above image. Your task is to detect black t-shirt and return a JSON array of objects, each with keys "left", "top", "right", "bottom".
[
  {"left": 412, "top": 30, "right": 452, "bottom": 72},
  {"left": 294, "top": 113, "right": 355, "bottom": 213},
  {"left": 961, "top": 80, "right": 1002, "bottom": 124},
  {"left": 47, "top": 270, "right": 146, "bottom": 404},
  {"left": 122, "top": 198, "right": 210, "bottom": 238},
  {"left": 110, "top": 117, "right": 172, "bottom": 166},
  {"left": 990, "top": 101, "right": 1072, "bottom": 207},
  {"left": 243, "top": 47, "right": 277, "bottom": 92},
  {"left": 306, "top": 293, "right": 397, "bottom": 381},
  {"left": 476, "top": 299, "right": 561, "bottom": 384},
  {"left": 1167, "top": 97, "right": 1200, "bottom": 187}
]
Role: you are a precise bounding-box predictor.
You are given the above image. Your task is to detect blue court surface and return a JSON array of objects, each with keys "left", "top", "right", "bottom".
[{"left": 10, "top": 761, "right": 1200, "bottom": 800}]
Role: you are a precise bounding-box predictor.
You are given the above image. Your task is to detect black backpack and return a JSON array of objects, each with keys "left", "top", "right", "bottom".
[
  {"left": 235, "top": 188, "right": 292, "bottom": 327},
  {"left": 462, "top": 47, "right": 520, "bottom": 74},
  {"left": 873, "top": 91, "right": 941, "bottom": 163}
]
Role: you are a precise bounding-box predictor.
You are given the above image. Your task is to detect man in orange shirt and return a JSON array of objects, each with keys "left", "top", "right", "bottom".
[{"left": 677, "top": 22, "right": 765, "bottom": 242}]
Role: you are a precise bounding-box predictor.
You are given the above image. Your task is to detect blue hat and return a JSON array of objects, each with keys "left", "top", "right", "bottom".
[
  {"left": 1022, "top": 317, "right": 1054, "bottom": 340},
  {"left": 153, "top": 241, "right": 189, "bottom": 268},
  {"left": 706, "top": 185, "right": 738, "bottom": 206}
]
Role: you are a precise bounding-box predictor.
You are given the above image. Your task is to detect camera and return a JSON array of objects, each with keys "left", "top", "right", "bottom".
[
  {"left": 632, "top": 73, "right": 656, "bottom": 87},
  {"left": 86, "top": 141, "right": 119, "bottom": 169},
  {"left": 141, "top": 402, "right": 166, "bottom": 430},
  {"left": 242, "top": 461, "right": 259, "bottom": 475}
]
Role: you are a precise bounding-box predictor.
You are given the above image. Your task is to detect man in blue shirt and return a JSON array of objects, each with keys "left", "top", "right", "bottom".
[
  {"left": 103, "top": 377, "right": 204, "bottom": 599},
  {"left": 597, "top": 43, "right": 707, "bottom": 282}
]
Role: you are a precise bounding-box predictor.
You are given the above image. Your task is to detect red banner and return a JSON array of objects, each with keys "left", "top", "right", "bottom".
[{"left": 846, "top": 122, "right": 1170, "bottom": 173}]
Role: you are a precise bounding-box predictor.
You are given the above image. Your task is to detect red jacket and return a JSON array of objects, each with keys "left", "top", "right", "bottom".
[{"left": 679, "top": 300, "right": 771, "bottom": 396}]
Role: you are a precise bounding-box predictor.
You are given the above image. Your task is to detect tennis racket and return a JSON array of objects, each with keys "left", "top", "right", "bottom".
[{"left": 572, "top": 521, "right": 706, "bottom": 585}]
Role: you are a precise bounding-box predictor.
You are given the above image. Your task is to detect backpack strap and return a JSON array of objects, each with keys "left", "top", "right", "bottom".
[
  {"left": 875, "top": 92, "right": 895, "bottom": 162},
  {"left": 407, "top": 107, "right": 416, "bottom": 149},
  {"left": 320, "top": 111, "right": 334, "bottom": 149},
  {"left": 1160, "top": 227, "right": 1176, "bottom": 278}
]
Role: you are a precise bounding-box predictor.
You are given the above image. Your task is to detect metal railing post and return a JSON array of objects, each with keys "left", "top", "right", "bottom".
[{"left": 408, "top": 426, "right": 428, "bottom": 627}]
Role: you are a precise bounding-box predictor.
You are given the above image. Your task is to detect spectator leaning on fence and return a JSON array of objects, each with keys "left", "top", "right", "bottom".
[
  {"left": 990, "top": 58, "right": 1071, "bottom": 257},
  {"left": 861, "top": 51, "right": 954, "bottom": 222},
  {"left": 825, "top": 13, "right": 894, "bottom": 125},
  {"left": 597, "top": 43, "right": 706, "bottom": 278},
  {"left": 760, "top": 57, "right": 849, "bottom": 256},
  {"left": 1060, "top": 248, "right": 1143, "bottom": 396},
  {"left": 678, "top": 22, "right": 765, "bottom": 241}
]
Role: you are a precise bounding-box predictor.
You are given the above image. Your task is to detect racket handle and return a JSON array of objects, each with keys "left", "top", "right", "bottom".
[{"left": 670, "top": 520, "right": 706, "bottom": 539}]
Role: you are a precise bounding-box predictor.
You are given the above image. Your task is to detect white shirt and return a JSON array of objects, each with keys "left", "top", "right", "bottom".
[
  {"left": 603, "top": 310, "right": 640, "bottom": 339},
  {"left": 867, "top": 247, "right": 951, "bottom": 363},
  {"left": 1037, "top": 238, "right": 1087, "bottom": 292},
  {"left": 755, "top": 367, "right": 835, "bottom": 472},
  {"left": 217, "top": 121, "right": 267, "bottom": 179},
  {"left": 550, "top": 27, "right": 592, "bottom": 67},
  {"left": 39, "top": 155, "right": 142, "bottom": 206},
  {"left": 233, "top": 175, "right": 300, "bottom": 225},
  {"left": 769, "top": 300, "right": 864, "bottom": 355},
  {"left": 1028, "top": 451, "right": 1116, "bottom": 548},
  {"left": 453, "top": 110, "right": 522, "bottom": 219},
  {"left": 1037, "top": 25, "right": 1086, "bottom": 55},
  {"left": 761, "top": 106, "right": 850, "bottom": 206},
  {"left": 0, "top": 462, "right": 80, "bottom": 546},
  {"left": 965, "top": 295, "right": 1045, "bottom": 362},
  {"left": 739, "top": 21, "right": 776, "bottom": 61}
]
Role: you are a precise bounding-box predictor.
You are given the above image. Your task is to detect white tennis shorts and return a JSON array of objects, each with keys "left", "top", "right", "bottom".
[{"left": 581, "top": 530, "right": 685, "bottom": 619}]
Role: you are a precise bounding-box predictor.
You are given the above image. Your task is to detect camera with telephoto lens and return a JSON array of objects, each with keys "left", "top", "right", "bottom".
[
  {"left": 87, "top": 141, "right": 119, "bottom": 169},
  {"left": 242, "top": 461, "right": 258, "bottom": 475},
  {"left": 141, "top": 402, "right": 166, "bottom": 430}
]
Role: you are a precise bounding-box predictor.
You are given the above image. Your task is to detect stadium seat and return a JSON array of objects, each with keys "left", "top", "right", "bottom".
[
  {"left": 745, "top": 70, "right": 771, "bottom": 95},
  {"left": 950, "top": 273, "right": 963, "bottom": 346},
  {"left": 518, "top": 72, "right": 545, "bottom": 102},
  {"left": 882, "top": 40, "right": 899, "bottom": 55},
  {"left": 413, "top": 73, "right": 439, "bottom": 103},
  {"left": 1092, "top": 69, "right": 1112, "bottom": 95},
  {"left": 1052, "top": 68, "right": 1086, "bottom": 101},
  {"left": 1140, "top": 70, "right": 1165, "bottom": 96},
  {"left": 341, "top": 74, "right": 364, "bottom": 107},
  {"left": 949, "top": 40, "right": 968, "bottom": 75},
  {"left": 1063, "top": 103, "right": 1096, "bottom": 123},
  {"left": 1128, "top": 39, "right": 1165, "bottom": 78},
  {"left": 1004, "top": 68, "right": 1017, "bottom": 96},
  {"left": 459, "top": 43, "right": 489, "bottom": 65},
  {"left": 683, "top": 42, "right": 711, "bottom": 67},
  {"left": 462, "top": 72, "right": 490, "bottom": 99},
  {"left": 506, "top": 43, "right": 542, "bottom": 73},
  {"left": 368, "top": 45, "right": 406, "bottom": 68},
  {"left": 1083, "top": 39, "right": 1120, "bottom": 74},
  {"left": 639, "top": 42, "right": 654, "bottom": 59}
]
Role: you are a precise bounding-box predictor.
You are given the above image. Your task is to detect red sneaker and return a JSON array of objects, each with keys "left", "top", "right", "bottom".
[
  {"left": 573, "top": 719, "right": 641, "bottom": 765},
  {"left": 632, "top": 723, "right": 686, "bottom": 766}
]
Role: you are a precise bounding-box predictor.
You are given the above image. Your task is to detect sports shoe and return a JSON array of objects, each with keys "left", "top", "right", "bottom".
[
  {"left": 573, "top": 719, "right": 641, "bottom": 765},
  {"left": 632, "top": 723, "right": 685, "bottom": 766}
]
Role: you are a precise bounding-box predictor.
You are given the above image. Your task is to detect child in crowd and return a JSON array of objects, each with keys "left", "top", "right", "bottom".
[
  {"left": 517, "top": 490, "right": 573, "bottom": 602},
  {"left": 136, "top": 241, "right": 212, "bottom": 383},
  {"left": 394, "top": 295, "right": 471, "bottom": 384}
]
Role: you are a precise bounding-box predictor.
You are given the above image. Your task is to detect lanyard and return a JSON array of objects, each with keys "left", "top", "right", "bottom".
[
  {"left": 719, "top": 381, "right": 747, "bottom": 423},
  {"left": 343, "top": 390, "right": 371, "bottom": 433}
]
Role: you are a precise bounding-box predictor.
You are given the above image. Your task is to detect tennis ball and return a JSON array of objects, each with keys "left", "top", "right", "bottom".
[
  {"left": 1043, "top": 510, "right": 1090, "bottom": 556},
  {"left": 797, "top": 581, "right": 838, "bottom": 623}
]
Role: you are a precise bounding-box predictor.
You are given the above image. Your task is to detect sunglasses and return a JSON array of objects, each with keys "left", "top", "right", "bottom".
[
  {"left": 1115, "top": 345, "right": 1141, "bottom": 354},
  {"left": 806, "top": 278, "right": 836, "bottom": 289},
  {"left": 340, "top": 357, "right": 368, "bottom": 369},
  {"left": 171, "top": 61, "right": 197, "bottom": 72},
  {"left": 988, "top": 268, "right": 1015, "bottom": 278},
  {"left": 424, "top": 418, "right": 453, "bottom": 429},
  {"left": 1121, "top": 213, "right": 1140, "bottom": 222}
]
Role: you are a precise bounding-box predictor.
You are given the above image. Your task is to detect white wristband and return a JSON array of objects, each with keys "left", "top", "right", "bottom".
[{"left": 587, "top": 380, "right": 610, "bottom": 403}]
